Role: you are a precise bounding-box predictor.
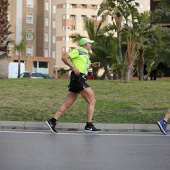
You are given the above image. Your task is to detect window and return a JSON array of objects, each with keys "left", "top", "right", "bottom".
[
  {"left": 91, "top": 15, "right": 97, "bottom": 20},
  {"left": 39, "top": 62, "right": 48, "bottom": 69},
  {"left": 63, "top": 26, "right": 72, "bottom": 30},
  {"left": 45, "top": 1, "right": 49, "bottom": 10},
  {"left": 45, "top": 48, "right": 48, "bottom": 57},
  {"left": 81, "top": 4, "right": 87, "bottom": 8},
  {"left": 62, "top": 47, "right": 70, "bottom": 52},
  {"left": 33, "top": 61, "right": 48, "bottom": 73},
  {"left": 63, "top": 3, "right": 69, "bottom": 8},
  {"left": 65, "top": 47, "right": 70, "bottom": 52},
  {"left": 26, "top": 46, "right": 33, "bottom": 56},
  {"left": 70, "top": 4, "right": 76, "bottom": 8},
  {"left": 45, "top": 17, "right": 49, "bottom": 26},
  {"left": 135, "top": 2, "right": 140, "bottom": 7},
  {"left": 52, "top": 49, "right": 55, "bottom": 58},
  {"left": 70, "top": 15, "right": 75, "bottom": 20},
  {"left": 92, "top": 5, "right": 97, "bottom": 9},
  {"left": 82, "top": 15, "right": 87, "bottom": 19},
  {"left": 14, "top": 60, "right": 24, "bottom": 63},
  {"left": 53, "top": 4, "right": 56, "bottom": 13},
  {"left": 70, "top": 47, "right": 74, "bottom": 51},
  {"left": 63, "top": 14, "right": 70, "bottom": 19},
  {"left": 63, "top": 36, "right": 70, "bottom": 41},
  {"left": 45, "top": 32, "right": 48, "bottom": 42},
  {"left": 53, "top": 19, "right": 56, "bottom": 28},
  {"left": 52, "top": 35, "right": 56, "bottom": 44},
  {"left": 71, "top": 25, "right": 75, "bottom": 30},
  {"left": 27, "top": 0, "right": 34, "bottom": 8},
  {"left": 26, "top": 30, "right": 33, "bottom": 40},
  {"left": 26, "top": 14, "right": 33, "bottom": 24}
]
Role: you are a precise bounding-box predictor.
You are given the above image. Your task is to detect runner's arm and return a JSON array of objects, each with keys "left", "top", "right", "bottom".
[{"left": 62, "top": 54, "right": 80, "bottom": 75}]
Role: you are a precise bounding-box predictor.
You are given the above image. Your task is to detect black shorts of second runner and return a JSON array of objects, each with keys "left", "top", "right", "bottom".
[{"left": 68, "top": 71, "right": 90, "bottom": 93}]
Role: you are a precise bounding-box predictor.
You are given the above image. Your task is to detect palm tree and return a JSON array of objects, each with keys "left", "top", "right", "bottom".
[
  {"left": 0, "top": 0, "right": 12, "bottom": 78},
  {"left": 12, "top": 32, "right": 27, "bottom": 78},
  {"left": 98, "top": 0, "right": 166, "bottom": 82},
  {"left": 151, "top": 0, "right": 170, "bottom": 77},
  {"left": 134, "top": 11, "right": 164, "bottom": 80},
  {"left": 160, "top": 27, "right": 170, "bottom": 67},
  {"left": 98, "top": 0, "right": 124, "bottom": 62},
  {"left": 92, "top": 33, "right": 117, "bottom": 79},
  {"left": 98, "top": 0, "right": 139, "bottom": 82}
]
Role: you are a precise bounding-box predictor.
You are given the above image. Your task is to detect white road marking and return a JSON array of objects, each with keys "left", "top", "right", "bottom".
[{"left": 0, "top": 130, "right": 169, "bottom": 137}]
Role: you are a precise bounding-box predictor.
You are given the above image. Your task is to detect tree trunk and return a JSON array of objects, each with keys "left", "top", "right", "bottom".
[
  {"left": 138, "top": 46, "right": 144, "bottom": 80},
  {"left": 0, "top": 53, "right": 8, "bottom": 78},
  {"left": 0, "top": 0, "right": 11, "bottom": 79},
  {"left": 117, "top": 32, "right": 122, "bottom": 62},
  {"left": 124, "top": 35, "right": 136, "bottom": 83},
  {"left": 124, "top": 59, "right": 134, "bottom": 83},
  {"left": 17, "top": 54, "right": 21, "bottom": 78},
  {"left": 103, "top": 64, "right": 112, "bottom": 80}
]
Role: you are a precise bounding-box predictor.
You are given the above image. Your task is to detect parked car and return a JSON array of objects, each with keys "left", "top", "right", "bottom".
[
  {"left": 42, "top": 73, "right": 54, "bottom": 78},
  {"left": 20, "top": 72, "right": 44, "bottom": 79}
]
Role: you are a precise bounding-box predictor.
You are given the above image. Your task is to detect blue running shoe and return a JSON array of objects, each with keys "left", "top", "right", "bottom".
[{"left": 157, "top": 120, "right": 168, "bottom": 135}]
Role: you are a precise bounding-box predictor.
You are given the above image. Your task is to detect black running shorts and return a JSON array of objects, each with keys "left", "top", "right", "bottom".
[{"left": 68, "top": 71, "right": 90, "bottom": 93}]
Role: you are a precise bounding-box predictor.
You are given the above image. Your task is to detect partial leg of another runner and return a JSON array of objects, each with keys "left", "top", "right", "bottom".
[{"left": 157, "top": 109, "right": 170, "bottom": 135}]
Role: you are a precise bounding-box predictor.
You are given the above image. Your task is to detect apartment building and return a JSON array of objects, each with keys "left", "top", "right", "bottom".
[
  {"left": 8, "top": 0, "right": 56, "bottom": 75},
  {"left": 7, "top": 0, "right": 150, "bottom": 76}
]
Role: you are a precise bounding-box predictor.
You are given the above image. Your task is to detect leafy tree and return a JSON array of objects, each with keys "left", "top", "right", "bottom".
[
  {"left": 97, "top": 0, "right": 125, "bottom": 79},
  {"left": 155, "top": 0, "right": 170, "bottom": 23},
  {"left": 153, "top": 0, "right": 170, "bottom": 76},
  {"left": 92, "top": 33, "right": 117, "bottom": 79},
  {"left": 160, "top": 27, "right": 170, "bottom": 67},
  {"left": 135, "top": 11, "right": 165, "bottom": 80},
  {"left": 98, "top": 0, "right": 167, "bottom": 82}
]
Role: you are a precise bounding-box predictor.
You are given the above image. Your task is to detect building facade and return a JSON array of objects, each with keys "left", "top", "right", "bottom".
[{"left": 7, "top": 0, "right": 150, "bottom": 76}]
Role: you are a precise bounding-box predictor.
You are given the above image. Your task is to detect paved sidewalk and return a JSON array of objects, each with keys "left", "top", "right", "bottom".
[{"left": 0, "top": 121, "right": 167, "bottom": 133}]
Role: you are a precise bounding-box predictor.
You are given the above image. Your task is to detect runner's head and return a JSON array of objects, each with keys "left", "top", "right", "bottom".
[{"left": 79, "top": 38, "right": 94, "bottom": 51}]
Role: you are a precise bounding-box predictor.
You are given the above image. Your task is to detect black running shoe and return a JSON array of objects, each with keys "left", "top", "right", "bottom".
[
  {"left": 84, "top": 124, "right": 101, "bottom": 133},
  {"left": 46, "top": 119, "right": 57, "bottom": 133}
]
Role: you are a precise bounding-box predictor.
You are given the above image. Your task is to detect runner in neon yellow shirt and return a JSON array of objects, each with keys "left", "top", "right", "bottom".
[{"left": 46, "top": 38, "right": 101, "bottom": 133}]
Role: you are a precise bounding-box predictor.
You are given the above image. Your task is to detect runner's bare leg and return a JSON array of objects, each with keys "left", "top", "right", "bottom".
[
  {"left": 53, "top": 91, "right": 79, "bottom": 120},
  {"left": 80, "top": 87, "right": 96, "bottom": 122}
]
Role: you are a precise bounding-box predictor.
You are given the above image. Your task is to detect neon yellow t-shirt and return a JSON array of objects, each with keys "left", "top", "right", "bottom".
[{"left": 68, "top": 47, "right": 91, "bottom": 75}]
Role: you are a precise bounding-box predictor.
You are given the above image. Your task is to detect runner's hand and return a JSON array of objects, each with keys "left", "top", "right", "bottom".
[
  {"left": 73, "top": 68, "right": 80, "bottom": 76},
  {"left": 92, "top": 62, "right": 100, "bottom": 68}
]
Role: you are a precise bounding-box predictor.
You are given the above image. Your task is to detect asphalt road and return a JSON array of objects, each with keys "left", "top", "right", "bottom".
[{"left": 0, "top": 130, "right": 170, "bottom": 170}]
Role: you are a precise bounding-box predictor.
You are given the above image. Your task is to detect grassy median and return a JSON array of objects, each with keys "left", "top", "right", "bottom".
[{"left": 0, "top": 78, "right": 169, "bottom": 124}]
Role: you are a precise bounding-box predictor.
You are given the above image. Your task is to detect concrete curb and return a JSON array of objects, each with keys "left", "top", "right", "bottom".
[{"left": 0, "top": 121, "right": 167, "bottom": 132}]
